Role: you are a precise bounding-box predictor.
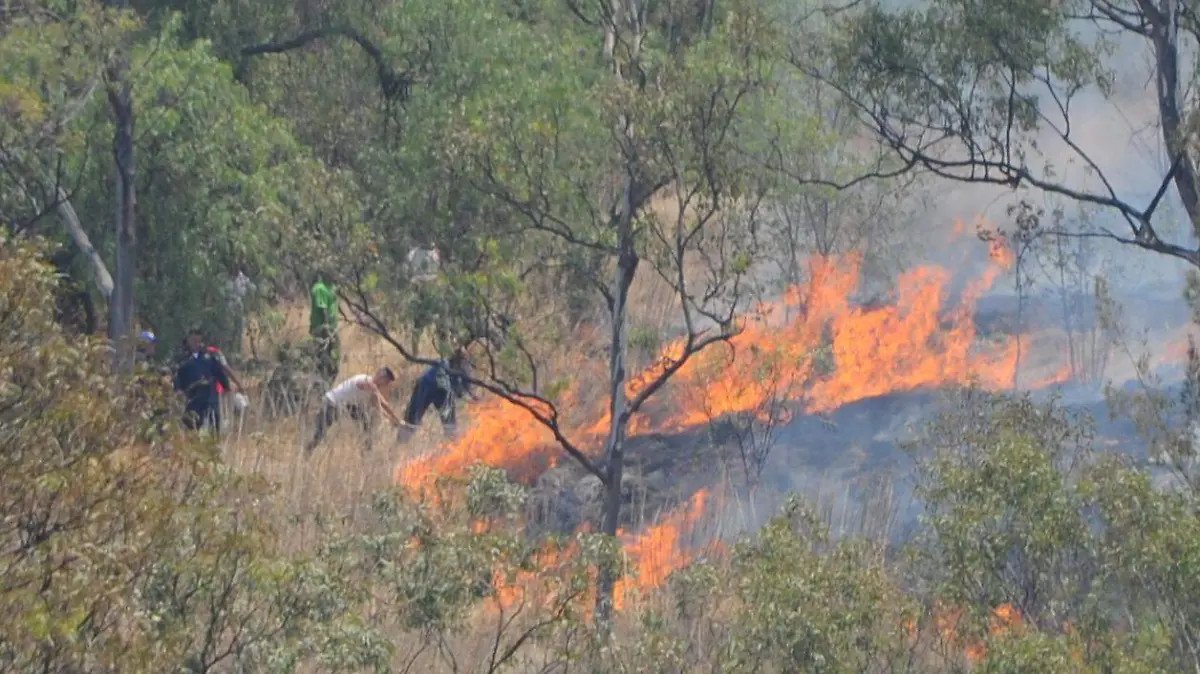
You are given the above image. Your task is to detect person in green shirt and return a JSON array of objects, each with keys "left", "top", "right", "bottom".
[{"left": 309, "top": 274, "right": 340, "bottom": 383}]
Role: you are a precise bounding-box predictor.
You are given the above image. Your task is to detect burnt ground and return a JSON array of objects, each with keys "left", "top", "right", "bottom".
[
  {"left": 526, "top": 378, "right": 1169, "bottom": 547},
  {"left": 523, "top": 289, "right": 1191, "bottom": 544}
]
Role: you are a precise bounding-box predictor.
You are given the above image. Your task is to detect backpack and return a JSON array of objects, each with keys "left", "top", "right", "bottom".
[{"left": 207, "top": 346, "right": 226, "bottom": 394}]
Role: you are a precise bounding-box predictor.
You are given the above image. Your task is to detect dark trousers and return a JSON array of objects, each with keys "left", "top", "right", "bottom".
[
  {"left": 312, "top": 329, "right": 340, "bottom": 384},
  {"left": 183, "top": 399, "right": 220, "bottom": 433},
  {"left": 306, "top": 401, "right": 371, "bottom": 453},
  {"left": 403, "top": 378, "right": 456, "bottom": 428}
]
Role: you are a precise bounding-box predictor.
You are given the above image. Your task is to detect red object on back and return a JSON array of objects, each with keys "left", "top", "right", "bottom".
[{"left": 207, "top": 345, "right": 226, "bottom": 395}]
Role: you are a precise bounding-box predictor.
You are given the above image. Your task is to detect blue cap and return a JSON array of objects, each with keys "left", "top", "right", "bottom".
[{"left": 139, "top": 330, "right": 156, "bottom": 344}]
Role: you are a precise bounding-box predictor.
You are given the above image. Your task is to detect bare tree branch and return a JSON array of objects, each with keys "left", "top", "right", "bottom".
[
  {"left": 337, "top": 276, "right": 606, "bottom": 481},
  {"left": 241, "top": 26, "right": 412, "bottom": 101}
]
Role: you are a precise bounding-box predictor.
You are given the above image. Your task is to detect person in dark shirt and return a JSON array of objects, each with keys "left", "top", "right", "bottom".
[
  {"left": 400, "top": 346, "right": 477, "bottom": 438},
  {"left": 174, "top": 328, "right": 232, "bottom": 433}
]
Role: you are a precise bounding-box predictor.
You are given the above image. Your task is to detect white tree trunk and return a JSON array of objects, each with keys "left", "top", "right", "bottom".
[{"left": 54, "top": 187, "right": 114, "bottom": 302}]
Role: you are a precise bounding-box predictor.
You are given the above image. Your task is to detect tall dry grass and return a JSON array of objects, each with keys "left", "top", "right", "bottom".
[{"left": 217, "top": 257, "right": 732, "bottom": 540}]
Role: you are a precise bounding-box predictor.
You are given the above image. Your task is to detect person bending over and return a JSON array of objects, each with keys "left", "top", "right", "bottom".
[
  {"left": 400, "top": 348, "right": 476, "bottom": 438},
  {"left": 306, "top": 367, "right": 400, "bottom": 454}
]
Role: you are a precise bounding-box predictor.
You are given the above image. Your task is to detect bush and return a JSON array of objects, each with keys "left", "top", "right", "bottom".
[{"left": 0, "top": 238, "right": 380, "bottom": 673}]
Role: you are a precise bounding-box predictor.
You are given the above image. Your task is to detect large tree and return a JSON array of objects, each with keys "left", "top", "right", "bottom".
[
  {"left": 0, "top": 1, "right": 134, "bottom": 308},
  {"left": 71, "top": 18, "right": 323, "bottom": 352}
]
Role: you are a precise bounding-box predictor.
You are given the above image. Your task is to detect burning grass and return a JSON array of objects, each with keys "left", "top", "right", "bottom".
[
  {"left": 381, "top": 231, "right": 1083, "bottom": 630},
  {"left": 209, "top": 227, "right": 1121, "bottom": 671},
  {"left": 393, "top": 234, "right": 1067, "bottom": 497}
]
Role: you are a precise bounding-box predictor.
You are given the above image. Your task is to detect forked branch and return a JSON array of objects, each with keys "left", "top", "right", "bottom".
[
  {"left": 241, "top": 26, "right": 412, "bottom": 101},
  {"left": 337, "top": 275, "right": 605, "bottom": 480}
]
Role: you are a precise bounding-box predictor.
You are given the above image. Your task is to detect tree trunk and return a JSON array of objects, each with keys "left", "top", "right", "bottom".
[
  {"left": 55, "top": 187, "right": 114, "bottom": 303},
  {"left": 107, "top": 62, "right": 136, "bottom": 374},
  {"left": 593, "top": 173, "right": 639, "bottom": 632},
  {"left": 1150, "top": 0, "right": 1200, "bottom": 233}
]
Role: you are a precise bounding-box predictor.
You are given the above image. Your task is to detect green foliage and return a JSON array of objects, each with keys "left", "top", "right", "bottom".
[
  {"left": 827, "top": 0, "right": 1110, "bottom": 146},
  {"left": 67, "top": 17, "right": 320, "bottom": 349},
  {"left": 310, "top": 470, "right": 591, "bottom": 671},
  {"left": 722, "top": 498, "right": 916, "bottom": 672},
  {"left": 911, "top": 392, "right": 1096, "bottom": 635},
  {"left": 0, "top": 238, "right": 379, "bottom": 672},
  {"left": 13, "top": 0, "right": 1200, "bottom": 670},
  {"left": 911, "top": 389, "right": 1200, "bottom": 672},
  {"left": 0, "top": 0, "right": 137, "bottom": 229}
]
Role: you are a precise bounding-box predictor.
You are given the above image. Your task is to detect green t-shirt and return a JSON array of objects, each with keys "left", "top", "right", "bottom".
[{"left": 309, "top": 281, "right": 338, "bottom": 337}]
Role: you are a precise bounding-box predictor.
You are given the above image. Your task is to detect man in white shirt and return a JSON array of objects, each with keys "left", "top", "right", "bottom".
[{"left": 304, "top": 367, "right": 400, "bottom": 454}]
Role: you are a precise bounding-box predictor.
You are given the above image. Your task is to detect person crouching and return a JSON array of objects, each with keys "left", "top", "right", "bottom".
[{"left": 305, "top": 367, "right": 400, "bottom": 454}]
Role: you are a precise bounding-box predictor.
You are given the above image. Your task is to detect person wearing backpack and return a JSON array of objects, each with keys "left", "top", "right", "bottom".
[
  {"left": 397, "top": 346, "right": 478, "bottom": 441},
  {"left": 175, "top": 328, "right": 233, "bottom": 433}
]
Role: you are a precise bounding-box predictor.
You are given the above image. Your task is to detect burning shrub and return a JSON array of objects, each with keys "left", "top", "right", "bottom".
[{"left": 910, "top": 391, "right": 1097, "bottom": 636}]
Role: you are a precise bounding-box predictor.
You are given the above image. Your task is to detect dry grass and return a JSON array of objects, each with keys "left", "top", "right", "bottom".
[{"left": 219, "top": 258, "right": 702, "bottom": 542}]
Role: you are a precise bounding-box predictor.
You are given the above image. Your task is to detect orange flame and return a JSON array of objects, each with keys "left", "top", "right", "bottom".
[
  {"left": 395, "top": 234, "right": 1060, "bottom": 612},
  {"left": 613, "top": 488, "right": 709, "bottom": 610},
  {"left": 486, "top": 490, "right": 710, "bottom": 615},
  {"left": 930, "top": 602, "right": 1024, "bottom": 663},
  {"left": 396, "top": 241, "right": 1029, "bottom": 492}
]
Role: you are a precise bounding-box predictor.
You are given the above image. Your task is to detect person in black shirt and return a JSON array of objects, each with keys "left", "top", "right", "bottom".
[
  {"left": 174, "top": 328, "right": 232, "bottom": 433},
  {"left": 399, "top": 346, "right": 477, "bottom": 440}
]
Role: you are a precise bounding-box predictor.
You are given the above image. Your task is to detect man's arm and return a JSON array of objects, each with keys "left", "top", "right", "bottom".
[
  {"left": 210, "top": 349, "right": 244, "bottom": 392},
  {"left": 377, "top": 392, "right": 400, "bottom": 425},
  {"left": 359, "top": 380, "right": 401, "bottom": 425},
  {"left": 211, "top": 359, "right": 232, "bottom": 393},
  {"left": 219, "top": 363, "right": 245, "bottom": 393}
]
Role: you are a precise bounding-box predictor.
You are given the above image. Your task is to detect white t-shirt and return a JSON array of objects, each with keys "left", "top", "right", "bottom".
[
  {"left": 225, "top": 271, "right": 256, "bottom": 310},
  {"left": 324, "top": 374, "right": 375, "bottom": 407},
  {"left": 406, "top": 246, "right": 440, "bottom": 283}
]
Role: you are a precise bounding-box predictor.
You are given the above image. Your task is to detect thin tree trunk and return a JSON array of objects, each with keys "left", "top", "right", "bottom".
[
  {"left": 1149, "top": 0, "right": 1200, "bottom": 232},
  {"left": 54, "top": 187, "right": 114, "bottom": 302},
  {"left": 107, "top": 62, "right": 136, "bottom": 374},
  {"left": 594, "top": 0, "right": 644, "bottom": 633},
  {"left": 594, "top": 194, "right": 639, "bottom": 631}
]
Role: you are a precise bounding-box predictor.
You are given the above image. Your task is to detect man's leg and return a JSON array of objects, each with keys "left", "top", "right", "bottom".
[
  {"left": 348, "top": 404, "right": 374, "bottom": 452},
  {"left": 183, "top": 399, "right": 206, "bottom": 432},
  {"left": 315, "top": 338, "right": 333, "bottom": 382},
  {"left": 207, "top": 406, "right": 222, "bottom": 435},
  {"left": 328, "top": 335, "right": 341, "bottom": 381},
  {"left": 434, "top": 388, "right": 457, "bottom": 434},
  {"left": 313, "top": 329, "right": 338, "bottom": 384},
  {"left": 403, "top": 381, "right": 429, "bottom": 427},
  {"left": 305, "top": 402, "right": 337, "bottom": 453}
]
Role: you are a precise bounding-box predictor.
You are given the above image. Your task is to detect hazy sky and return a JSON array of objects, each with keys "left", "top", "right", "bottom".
[{"left": 906, "top": 22, "right": 1197, "bottom": 293}]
